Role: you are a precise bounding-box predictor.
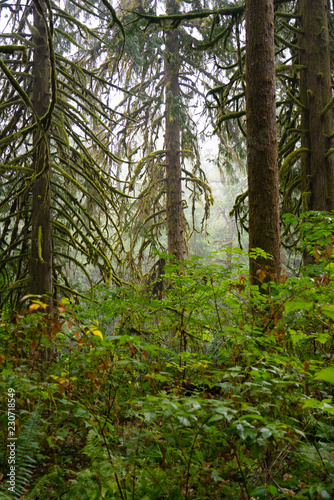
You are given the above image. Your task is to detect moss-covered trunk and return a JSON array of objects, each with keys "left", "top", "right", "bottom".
[
  {"left": 30, "top": 2, "right": 53, "bottom": 299},
  {"left": 164, "top": 0, "right": 184, "bottom": 262},
  {"left": 298, "top": 0, "right": 334, "bottom": 213},
  {"left": 246, "top": 0, "right": 281, "bottom": 286}
]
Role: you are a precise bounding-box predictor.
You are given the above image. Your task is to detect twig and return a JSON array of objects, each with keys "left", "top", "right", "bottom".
[
  {"left": 262, "top": 458, "right": 284, "bottom": 493},
  {"left": 235, "top": 449, "right": 250, "bottom": 499}
]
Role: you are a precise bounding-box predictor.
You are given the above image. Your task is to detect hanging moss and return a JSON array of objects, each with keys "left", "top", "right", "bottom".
[
  {"left": 0, "top": 0, "right": 132, "bottom": 306},
  {"left": 279, "top": 148, "right": 309, "bottom": 179}
]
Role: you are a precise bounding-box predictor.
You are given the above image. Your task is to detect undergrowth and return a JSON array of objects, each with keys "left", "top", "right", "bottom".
[{"left": 1, "top": 213, "right": 334, "bottom": 499}]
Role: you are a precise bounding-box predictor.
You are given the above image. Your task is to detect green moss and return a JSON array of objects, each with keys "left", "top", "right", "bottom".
[
  {"left": 302, "top": 191, "right": 311, "bottom": 212},
  {"left": 37, "top": 225, "right": 44, "bottom": 263}
]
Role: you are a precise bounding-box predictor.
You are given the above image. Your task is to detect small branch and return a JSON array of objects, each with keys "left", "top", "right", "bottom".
[
  {"left": 321, "top": 95, "right": 334, "bottom": 117},
  {"left": 275, "top": 11, "right": 301, "bottom": 19},
  {"left": 325, "top": 148, "right": 334, "bottom": 159},
  {"left": 281, "top": 20, "right": 302, "bottom": 34},
  {"left": 285, "top": 89, "right": 307, "bottom": 110},
  {"left": 129, "top": 5, "right": 245, "bottom": 28},
  {"left": 279, "top": 148, "right": 309, "bottom": 179},
  {"left": 274, "top": 33, "right": 303, "bottom": 51},
  {"left": 0, "top": 44, "right": 27, "bottom": 61},
  {"left": 235, "top": 450, "right": 250, "bottom": 499},
  {"left": 215, "top": 110, "right": 246, "bottom": 130},
  {"left": 262, "top": 459, "right": 285, "bottom": 493}
]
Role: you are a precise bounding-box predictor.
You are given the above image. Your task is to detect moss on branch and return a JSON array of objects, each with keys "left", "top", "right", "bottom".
[
  {"left": 321, "top": 96, "right": 334, "bottom": 117},
  {"left": 279, "top": 148, "right": 309, "bottom": 179},
  {"left": 215, "top": 111, "right": 246, "bottom": 131}
]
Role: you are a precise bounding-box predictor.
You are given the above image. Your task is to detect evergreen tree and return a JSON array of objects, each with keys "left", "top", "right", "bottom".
[
  {"left": 298, "top": 0, "right": 334, "bottom": 214},
  {"left": 201, "top": 0, "right": 334, "bottom": 261},
  {"left": 0, "top": 0, "right": 127, "bottom": 307},
  {"left": 246, "top": 0, "right": 281, "bottom": 285},
  {"left": 30, "top": 0, "right": 53, "bottom": 301},
  {"left": 96, "top": 1, "right": 245, "bottom": 277},
  {"left": 165, "top": 0, "right": 185, "bottom": 262}
]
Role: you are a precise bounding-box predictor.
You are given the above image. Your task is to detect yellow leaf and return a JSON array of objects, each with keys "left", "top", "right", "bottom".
[
  {"left": 29, "top": 303, "right": 41, "bottom": 312},
  {"left": 31, "top": 299, "right": 48, "bottom": 309},
  {"left": 91, "top": 329, "right": 103, "bottom": 341},
  {"left": 58, "top": 378, "right": 69, "bottom": 385}
]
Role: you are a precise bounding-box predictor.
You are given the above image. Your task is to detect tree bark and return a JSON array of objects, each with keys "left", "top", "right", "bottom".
[
  {"left": 30, "top": 1, "right": 53, "bottom": 300},
  {"left": 246, "top": 0, "right": 281, "bottom": 286},
  {"left": 164, "top": 0, "right": 185, "bottom": 262},
  {"left": 298, "top": 0, "right": 334, "bottom": 214}
]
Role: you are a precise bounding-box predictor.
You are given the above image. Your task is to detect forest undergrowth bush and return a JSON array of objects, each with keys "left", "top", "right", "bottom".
[{"left": 1, "top": 213, "right": 334, "bottom": 499}]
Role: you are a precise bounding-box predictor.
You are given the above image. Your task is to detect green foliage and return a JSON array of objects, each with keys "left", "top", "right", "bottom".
[
  {"left": 11, "top": 409, "right": 43, "bottom": 500},
  {"left": 1, "top": 216, "right": 334, "bottom": 498}
]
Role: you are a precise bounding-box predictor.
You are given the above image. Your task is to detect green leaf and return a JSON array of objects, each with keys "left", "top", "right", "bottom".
[
  {"left": 248, "top": 247, "right": 273, "bottom": 260},
  {"left": 239, "top": 414, "right": 263, "bottom": 422},
  {"left": 146, "top": 373, "right": 169, "bottom": 382},
  {"left": 321, "top": 305, "right": 334, "bottom": 320},
  {"left": 268, "top": 485, "right": 277, "bottom": 495},
  {"left": 1, "top": 368, "right": 13, "bottom": 377},
  {"left": 321, "top": 491, "right": 331, "bottom": 499},
  {"left": 285, "top": 300, "right": 313, "bottom": 314},
  {"left": 211, "top": 469, "right": 224, "bottom": 482},
  {"left": 250, "top": 444, "right": 261, "bottom": 458},
  {"left": 260, "top": 427, "right": 272, "bottom": 439},
  {"left": 314, "top": 367, "right": 334, "bottom": 384},
  {"left": 208, "top": 415, "right": 224, "bottom": 423},
  {"left": 312, "top": 333, "right": 331, "bottom": 344},
  {"left": 177, "top": 416, "right": 191, "bottom": 426},
  {"left": 302, "top": 397, "right": 334, "bottom": 415},
  {"left": 288, "top": 329, "right": 307, "bottom": 345},
  {"left": 143, "top": 412, "right": 156, "bottom": 423}
]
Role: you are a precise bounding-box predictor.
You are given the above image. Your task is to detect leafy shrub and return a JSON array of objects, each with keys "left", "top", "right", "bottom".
[{"left": 1, "top": 214, "right": 334, "bottom": 498}]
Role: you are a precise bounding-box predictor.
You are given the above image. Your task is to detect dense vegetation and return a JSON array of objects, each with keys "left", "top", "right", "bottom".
[
  {"left": 2, "top": 0, "right": 334, "bottom": 499},
  {"left": 2, "top": 214, "right": 334, "bottom": 499}
]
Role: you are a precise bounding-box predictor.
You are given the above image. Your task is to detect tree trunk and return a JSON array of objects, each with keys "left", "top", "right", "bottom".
[
  {"left": 30, "top": 1, "right": 53, "bottom": 300},
  {"left": 246, "top": 0, "right": 281, "bottom": 287},
  {"left": 164, "top": 0, "right": 185, "bottom": 262},
  {"left": 298, "top": 0, "right": 334, "bottom": 214}
]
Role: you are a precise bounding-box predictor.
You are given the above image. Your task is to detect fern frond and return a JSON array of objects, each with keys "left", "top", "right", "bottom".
[
  {"left": 24, "top": 465, "right": 67, "bottom": 499},
  {"left": 11, "top": 408, "right": 43, "bottom": 500}
]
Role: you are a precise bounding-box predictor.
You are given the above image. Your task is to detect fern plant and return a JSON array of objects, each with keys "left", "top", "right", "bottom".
[
  {"left": 24, "top": 465, "right": 67, "bottom": 500},
  {"left": 3, "top": 408, "right": 43, "bottom": 500}
]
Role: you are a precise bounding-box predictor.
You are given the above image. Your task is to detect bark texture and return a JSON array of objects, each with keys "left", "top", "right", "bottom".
[
  {"left": 298, "top": 0, "right": 334, "bottom": 213},
  {"left": 246, "top": 0, "right": 281, "bottom": 286},
  {"left": 30, "top": 2, "right": 53, "bottom": 299},
  {"left": 164, "top": 0, "right": 185, "bottom": 262}
]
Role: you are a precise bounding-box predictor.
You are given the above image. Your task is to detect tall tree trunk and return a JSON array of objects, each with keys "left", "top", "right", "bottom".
[
  {"left": 30, "top": 1, "right": 53, "bottom": 300},
  {"left": 246, "top": 0, "right": 281, "bottom": 287},
  {"left": 164, "top": 0, "right": 184, "bottom": 262},
  {"left": 298, "top": 0, "right": 334, "bottom": 214}
]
